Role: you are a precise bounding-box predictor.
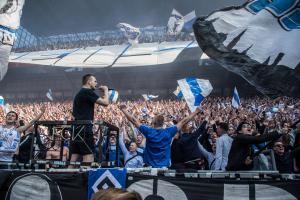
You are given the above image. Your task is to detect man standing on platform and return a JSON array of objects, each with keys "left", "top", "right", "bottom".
[{"left": 70, "top": 74, "right": 109, "bottom": 165}]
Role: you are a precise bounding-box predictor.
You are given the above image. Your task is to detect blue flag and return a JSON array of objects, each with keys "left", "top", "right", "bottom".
[
  {"left": 108, "top": 90, "right": 119, "bottom": 103},
  {"left": 0, "top": 96, "right": 4, "bottom": 107},
  {"left": 88, "top": 168, "right": 127, "bottom": 200},
  {"left": 177, "top": 77, "right": 213, "bottom": 112},
  {"left": 173, "top": 86, "right": 183, "bottom": 99}
]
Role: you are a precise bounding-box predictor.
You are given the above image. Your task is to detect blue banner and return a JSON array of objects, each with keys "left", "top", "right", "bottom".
[{"left": 88, "top": 168, "right": 127, "bottom": 200}]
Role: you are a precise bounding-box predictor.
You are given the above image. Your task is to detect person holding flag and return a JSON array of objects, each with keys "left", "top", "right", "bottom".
[{"left": 232, "top": 86, "right": 241, "bottom": 109}]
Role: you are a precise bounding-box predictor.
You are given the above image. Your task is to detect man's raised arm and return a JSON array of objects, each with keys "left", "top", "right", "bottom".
[
  {"left": 176, "top": 107, "right": 201, "bottom": 131},
  {"left": 17, "top": 105, "right": 46, "bottom": 133},
  {"left": 96, "top": 85, "right": 109, "bottom": 106},
  {"left": 119, "top": 105, "right": 141, "bottom": 128}
]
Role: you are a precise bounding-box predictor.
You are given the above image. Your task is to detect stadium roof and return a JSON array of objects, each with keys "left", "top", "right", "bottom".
[{"left": 21, "top": 0, "right": 244, "bottom": 36}]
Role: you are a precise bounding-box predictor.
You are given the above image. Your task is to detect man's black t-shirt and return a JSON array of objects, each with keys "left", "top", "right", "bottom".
[{"left": 73, "top": 88, "right": 99, "bottom": 120}]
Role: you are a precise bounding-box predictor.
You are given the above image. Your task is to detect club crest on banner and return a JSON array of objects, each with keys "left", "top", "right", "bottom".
[{"left": 88, "top": 169, "right": 127, "bottom": 200}]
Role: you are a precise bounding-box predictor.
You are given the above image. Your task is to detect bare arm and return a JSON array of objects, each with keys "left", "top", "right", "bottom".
[
  {"left": 95, "top": 86, "right": 109, "bottom": 106},
  {"left": 17, "top": 106, "right": 46, "bottom": 133},
  {"left": 119, "top": 105, "right": 141, "bottom": 128},
  {"left": 129, "top": 122, "right": 140, "bottom": 141},
  {"left": 176, "top": 107, "right": 201, "bottom": 131}
]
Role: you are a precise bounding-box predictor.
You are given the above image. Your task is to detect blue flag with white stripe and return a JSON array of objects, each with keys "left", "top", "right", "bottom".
[
  {"left": 88, "top": 168, "right": 127, "bottom": 200},
  {"left": 108, "top": 90, "right": 119, "bottom": 103},
  {"left": 173, "top": 86, "right": 183, "bottom": 99},
  {"left": 231, "top": 86, "right": 241, "bottom": 109},
  {"left": 0, "top": 96, "right": 4, "bottom": 107},
  {"left": 177, "top": 77, "right": 213, "bottom": 112}
]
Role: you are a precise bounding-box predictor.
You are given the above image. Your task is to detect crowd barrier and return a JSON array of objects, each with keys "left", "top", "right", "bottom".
[{"left": 0, "top": 166, "right": 300, "bottom": 200}]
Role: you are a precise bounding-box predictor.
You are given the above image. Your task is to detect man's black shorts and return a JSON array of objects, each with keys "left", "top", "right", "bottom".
[{"left": 70, "top": 125, "right": 94, "bottom": 155}]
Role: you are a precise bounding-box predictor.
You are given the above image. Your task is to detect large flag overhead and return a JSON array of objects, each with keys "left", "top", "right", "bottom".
[
  {"left": 177, "top": 77, "right": 213, "bottom": 112},
  {"left": 193, "top": 0, "right": 300, "bottom": 98},
  {"left": 0, "top": 0, "right": 26, "bottom": 81},
  {"left": 117, "top": 23, "right": 141, "bottom": 44},
  {"left": 231, "top": 86, "right": 241, "bottom": 109}
]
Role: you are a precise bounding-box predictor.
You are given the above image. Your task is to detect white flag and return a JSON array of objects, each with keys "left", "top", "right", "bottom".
[
  {"left": 142, "top": 94, "right": 159, "bottom": 101},
  {"left": 167, "top": 9, "right": 184, "bottom": 35},
  {"left": 117, "top": 23, "right": 141, "bottom": 44},
  {"left": 46, "top": 89, "right": 54, "bottom": 102}
]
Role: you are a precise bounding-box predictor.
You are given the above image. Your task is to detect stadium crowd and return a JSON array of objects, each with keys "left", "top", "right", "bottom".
[{"left": 0, "top": 96, "right": 299, "bottom": 172}]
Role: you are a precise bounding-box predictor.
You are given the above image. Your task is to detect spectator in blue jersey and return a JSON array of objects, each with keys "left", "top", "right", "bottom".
[
  {"left": 0, "top": 107, "right": 45, "bottom": 163},
  {"left": 119, "top": 104, "right": 201, "bottom": 168}
]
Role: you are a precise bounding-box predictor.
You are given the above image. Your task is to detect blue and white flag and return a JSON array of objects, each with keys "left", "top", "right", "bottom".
[
  {"left": 173, "top": 86, "right": 183, "bottom": 99},
  {"left": 117, "top": 23, "right": 141, "bottom": 44},
  {"left": 88, "top": 169, "right": 127, "bottom": 200},
  {"left": 231, "top": 87, "right": 241, "bottom": 109},
  {"left": 168, "top": 9, "right": 196, "bottom": 35},
  {"left": 46, "top": 89, "right": 53, "bottom": 102},
  {"left": 183, "top": 10, "right": 196, "bottom": 32},
  {"left": 108, "top": 90, "right": 119, "bottom": 103},
  {"left": 142, "top": 94, "right": 159, "bottom": 101},
  {"left": 177, "top": 77, "right": 213, "bottom": 112},
  {"left": 0, "top": 96, "right": 4, "bottom": 107},
  {"left": 193, "top": 0, "right": 300, "bottom": 98}
]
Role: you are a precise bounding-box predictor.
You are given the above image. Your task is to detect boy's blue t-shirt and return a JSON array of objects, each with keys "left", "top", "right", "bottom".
[{"left": 139, "top": 125, "right": 178, "bottom": 167}]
